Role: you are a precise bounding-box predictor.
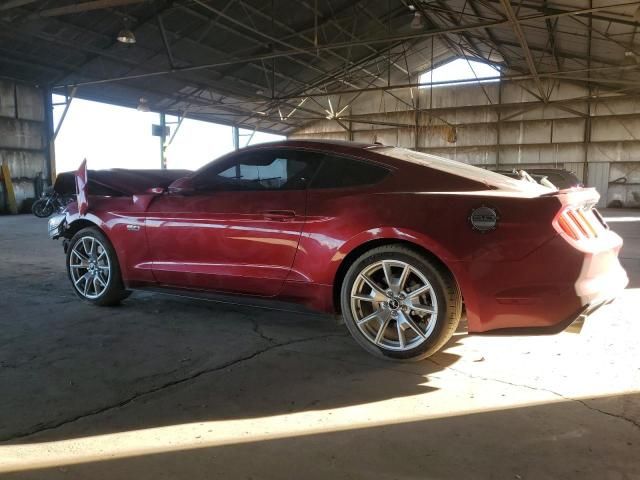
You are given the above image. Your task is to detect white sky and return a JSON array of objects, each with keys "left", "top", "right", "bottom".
[
  {"left": 52, "top": 95, "right": 284, "bottom": 173},
  {"left": 420, "top": 58, "right": 500, "bottom": 87}
]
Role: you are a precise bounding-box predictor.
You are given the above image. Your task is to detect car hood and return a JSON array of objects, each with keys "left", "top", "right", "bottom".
[{"left": 54, "top": 168, "right": 192, "bottom": 196}]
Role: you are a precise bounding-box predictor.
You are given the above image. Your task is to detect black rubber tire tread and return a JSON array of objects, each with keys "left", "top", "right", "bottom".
[
  {"left": 340, "top": 244, "right": 462, "bottom": 362},
  {"left": 66, "top": 227, "right": 128, "bottom": 306}
]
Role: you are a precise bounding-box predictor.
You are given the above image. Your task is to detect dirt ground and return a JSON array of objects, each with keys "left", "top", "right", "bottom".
[{"left": 0, "top": 209, "right": 638, "bottom": 479}]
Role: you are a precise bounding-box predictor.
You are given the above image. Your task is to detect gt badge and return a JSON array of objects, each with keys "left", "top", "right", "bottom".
[{"left": 469, "top": 206, "right": 498, "bottom": 232}]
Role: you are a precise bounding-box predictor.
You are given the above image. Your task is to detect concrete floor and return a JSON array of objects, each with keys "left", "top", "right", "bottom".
[{"left": 0, "top": 210, "right": 638, "bottom": 479}]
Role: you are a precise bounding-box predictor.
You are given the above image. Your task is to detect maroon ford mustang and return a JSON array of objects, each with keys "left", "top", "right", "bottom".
[{"left": 48, "top": 140, "right": 628, "bottom": 361}]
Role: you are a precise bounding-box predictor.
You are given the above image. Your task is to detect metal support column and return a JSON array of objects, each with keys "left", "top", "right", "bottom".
[
  {"left": 583, "top": 0, "right": 592, "bottom": 186},
  {"left": 160, "top": 112, "right": 167, "bottom": 169},
  {"left": 53, "top": 86, "right": 76, "bottom": 142},
  {"left": 43, "top": 86, "right": 56, "bottom": 185},
  {"left": 414, "top": 92, "right": 420, "bottom": 151},
  {"left": 496, "top": 82, "right": 502, "bottom": 168},
  {"left": 232, "top": 125, "right": 240, "bottom": 150}
]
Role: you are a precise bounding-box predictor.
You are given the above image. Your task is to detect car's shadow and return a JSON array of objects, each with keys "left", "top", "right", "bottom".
[{"left": 0, "top": 290, "right": 464, "bottom": 445}]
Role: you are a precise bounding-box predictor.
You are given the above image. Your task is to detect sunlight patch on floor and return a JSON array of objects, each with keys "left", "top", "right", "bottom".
[
  {"left": 603, "top": 216, "right": 640, "bottom": 223},
  {"left": 1, "top": 386, "right": 637, "bottom": 474}
]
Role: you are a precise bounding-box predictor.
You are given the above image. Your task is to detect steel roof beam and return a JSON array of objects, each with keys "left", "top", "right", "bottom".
[
  {"left": 499, "top": 0, "right": 546, "bottom": 100},
  {"left": 234, "top": 0, "right": 389, "bottom": 86},
  {"left": 0, "top": 15, "right": 311, "bottom": 114},
  {"left": 483, "top": 0, "right": 640, "bottom": 27},
  {"left": 31, "top": 0, "right": 148, "bottom": 18},
  {"left": 53, "top": 2, "right": 639, "bottom": 89},
  {"left": 0, "top": 0, "right": 38, "bottom": 11},
  {"left": 186, "top": 0, "right": 361, "bottom": 91},
  {"left": 272, "top": 63, "right": 640, "bottom": 100},
  {"left": 463, "top": 32, "right": 621, "bottom": 67},
  {"left": 466, "top": 0, "right": 516, "bottom": 70},
  {"left": 296, "top": 0, "right": 407, "bottom": 77},
  {"left": 156, "top": 12, "right": 176, "bottom": 70}
]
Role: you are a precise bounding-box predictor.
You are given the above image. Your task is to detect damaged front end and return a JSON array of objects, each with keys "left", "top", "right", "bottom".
[
  {"left": 47, "top": 213, "right": 67, "bottom": 239},
  {"left": 48, "top": 163, "right": 192, "bottom": 243}
]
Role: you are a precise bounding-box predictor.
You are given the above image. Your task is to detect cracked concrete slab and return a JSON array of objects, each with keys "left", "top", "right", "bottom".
[{"left": 0, "top": 210, "right": 639, "bottom": 479}]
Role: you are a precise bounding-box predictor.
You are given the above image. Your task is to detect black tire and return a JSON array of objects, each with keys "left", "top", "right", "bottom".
[
  {"left": 32, "top": 199, "right": 54, "bottom": 218},
  {"left": 66, "top": 227, "right": 129, "bottom": 306},
  {"left": 340, "top": 245, "right": 462, "bottom": 361}
]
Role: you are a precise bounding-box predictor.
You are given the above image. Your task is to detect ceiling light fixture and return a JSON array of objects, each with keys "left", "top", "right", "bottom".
[
  {"left": 137, "top": 97, "right": 150, "bottom": 112},
  {"left": 117, "top": 28, "right": 136, "bottom": 44},
  {"left": 488, "top": 50, "right": 504, "bottom": 63},
  {"left": 623, "top": 50, "right": 638, "bottom": 65},
  {"left": 117, "top": 17, "right": 136, "bottom": 44},
  {"left": 410, "top": 11, "right": 424, "bottom": 29}
]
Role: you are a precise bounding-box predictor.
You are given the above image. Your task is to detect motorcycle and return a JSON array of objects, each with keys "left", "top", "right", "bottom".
[{"left": 32, "top": 187, "right": 74, "bottom": 218}]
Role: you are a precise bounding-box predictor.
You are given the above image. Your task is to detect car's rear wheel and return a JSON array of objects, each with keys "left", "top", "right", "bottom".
[
  {"left": 66, "top": 227, "right": 129, "bottom": 306},
  {"left": 340, "top": 245, "right": 462, "bottom": 361}
]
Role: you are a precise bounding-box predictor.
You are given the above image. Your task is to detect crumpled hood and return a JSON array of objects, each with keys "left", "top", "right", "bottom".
[{"left": 54, "top": 168, "right": 192, "bottom": 196}]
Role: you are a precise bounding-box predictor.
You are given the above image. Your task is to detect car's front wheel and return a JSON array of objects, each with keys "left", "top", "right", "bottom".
[
  {"left": 341, "top": 245, "right": 462, "bottom": 361},
  {"left": 66, "top": 227, "right": 129, "bottom": 306}
]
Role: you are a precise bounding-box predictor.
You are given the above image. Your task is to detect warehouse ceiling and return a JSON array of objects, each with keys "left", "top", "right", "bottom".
[{"left": 0, "top": 0, "right": 639, "bottom": 135}]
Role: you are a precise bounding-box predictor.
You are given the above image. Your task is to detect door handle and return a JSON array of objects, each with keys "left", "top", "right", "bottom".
[{"left": 262, "top": 210, "right": 296, "bottom": 221}]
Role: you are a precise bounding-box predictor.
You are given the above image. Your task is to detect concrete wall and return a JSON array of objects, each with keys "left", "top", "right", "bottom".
[
  {"left": 290, "top": 79, "right": 640, "bottom": 208},
  {"left": 0, "top": 79, "right": 48, "bottom": 213}
]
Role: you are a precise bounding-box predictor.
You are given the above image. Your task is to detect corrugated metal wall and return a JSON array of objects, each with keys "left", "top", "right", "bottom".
[
  {"left": 587, "top": 163, "right": 611, "bottom": 208},
  {"left": 290, "top": 79, "right": 640, "bottom": 207},
  {"left": 0, "top": 80, "right": 48, "bottom": 213}
]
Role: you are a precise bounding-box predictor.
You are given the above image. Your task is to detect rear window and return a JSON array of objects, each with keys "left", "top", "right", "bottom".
[
  {"left": 310, "top": 154, "right": 389, "bottom": 189},
  {"left": 378, "top": 146, "right": 553, "bottom": 194}
]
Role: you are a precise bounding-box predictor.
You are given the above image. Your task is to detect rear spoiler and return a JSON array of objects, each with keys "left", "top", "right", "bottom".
[{"left": 542, "top": 186, "right": 599, "bottom": 207}]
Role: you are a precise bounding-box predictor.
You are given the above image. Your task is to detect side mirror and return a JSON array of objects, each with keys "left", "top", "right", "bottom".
[{"left": 167, "top": 176, "right": 196, "bottom": 195}]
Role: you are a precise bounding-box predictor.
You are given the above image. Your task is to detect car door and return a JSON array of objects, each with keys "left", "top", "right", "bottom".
[{"left": 145, "top": 148, "right": 318, "bottom": 296}]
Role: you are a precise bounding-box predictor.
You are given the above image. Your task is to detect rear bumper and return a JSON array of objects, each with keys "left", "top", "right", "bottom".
[
  {"left": 574, "top": 240, "right": 628, "bottom": 306},
  {"left": 474, "top": 297, "right": 614, "bottom": 336},
  {"left": 461, "top": 230, "right": 628, "bottom": 333}
]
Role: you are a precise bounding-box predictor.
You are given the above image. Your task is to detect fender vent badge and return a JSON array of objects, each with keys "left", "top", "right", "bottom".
[{"left": 126, "top": 224, "right": 140, "bottom": 231}]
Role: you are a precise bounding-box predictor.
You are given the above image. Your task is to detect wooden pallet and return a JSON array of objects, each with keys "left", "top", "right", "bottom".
[{"left": 0, "top": 161, "right": 18, "bottom": 214}]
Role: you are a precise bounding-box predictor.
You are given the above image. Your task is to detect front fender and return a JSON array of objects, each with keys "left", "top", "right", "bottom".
[{"left": 62, "top": 201, "right": 155, "bottom": 285}]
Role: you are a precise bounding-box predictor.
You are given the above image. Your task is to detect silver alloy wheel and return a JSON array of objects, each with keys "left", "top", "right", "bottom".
[
  {"left": 69, "top": 236, "right": 111, "bottom": 299},
  {"left": 350, "top": 260, "right": 438, "bottom": 351}
]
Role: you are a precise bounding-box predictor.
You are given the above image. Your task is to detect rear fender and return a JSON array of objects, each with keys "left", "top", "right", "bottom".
[
  {"left": 334, "top": 226, "right": 468, "bottom": 305},
  {"left": 335, "top": 227, "right": 459, "bottom": 267}
]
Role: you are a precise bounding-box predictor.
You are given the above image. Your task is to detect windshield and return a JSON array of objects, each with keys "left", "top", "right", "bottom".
[{"left": 377, "top": 147, "right": 554, "bottom": 193}]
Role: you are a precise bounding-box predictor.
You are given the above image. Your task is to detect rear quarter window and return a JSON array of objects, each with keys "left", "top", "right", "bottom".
[{"left": 310, "top": 154, "right": 389, "bottom": 189}]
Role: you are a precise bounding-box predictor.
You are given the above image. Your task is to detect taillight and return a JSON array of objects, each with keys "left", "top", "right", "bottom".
[
  {"left": 556, "top": 213, "right": 580, "bottom": 240},
  {"left": 553, "top": 206, "right": 604, "bottom": 243}
]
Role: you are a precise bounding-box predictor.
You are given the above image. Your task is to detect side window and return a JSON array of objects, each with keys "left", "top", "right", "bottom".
[
  {"left": 310, "top": 154, "right": 390, "bottom": 189},
  {"left": 194, "top": 150, "right": 318, "bottom": 191}
]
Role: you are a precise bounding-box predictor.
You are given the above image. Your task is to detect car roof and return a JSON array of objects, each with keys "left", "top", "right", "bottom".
[{"left": 239, "top": 139, "right": 381, "bottom": 152}]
